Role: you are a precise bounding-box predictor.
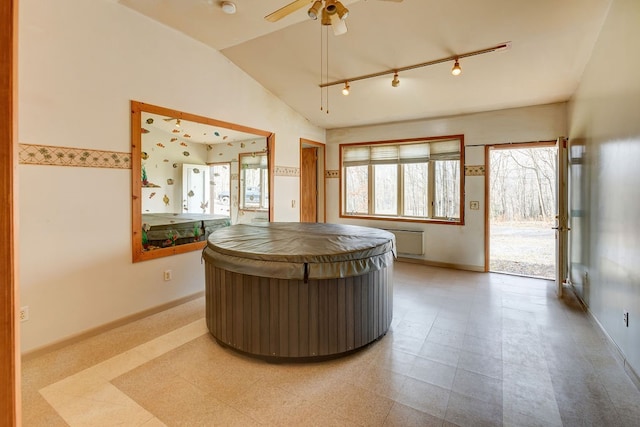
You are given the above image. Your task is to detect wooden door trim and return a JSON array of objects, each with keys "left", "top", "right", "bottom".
[
  {"left": 1, "top": 0, "right": 20, "bottom": 424},
  {"left": 299, "top": 139, "right": 326, "bottom": 222}
]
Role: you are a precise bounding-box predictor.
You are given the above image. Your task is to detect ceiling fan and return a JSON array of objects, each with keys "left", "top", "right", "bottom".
[{"left": 265, "top": 0, "right": 403, "bottom": 36}]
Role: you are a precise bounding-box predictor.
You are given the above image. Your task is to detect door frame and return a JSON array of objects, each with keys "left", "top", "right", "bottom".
[
  {"left": 299, "top": 138, "right": 326, "bottom": 223},
  {"left": 484, "top": 140, "right": 557, "bottom": 274},
  {"left": 1, "top": 0, "right": 20, "bottom": 423}
]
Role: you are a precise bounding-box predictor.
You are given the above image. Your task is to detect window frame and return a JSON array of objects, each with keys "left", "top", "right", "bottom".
[{"left": 339, "top": 135, "right": 465, "bottom": 225}]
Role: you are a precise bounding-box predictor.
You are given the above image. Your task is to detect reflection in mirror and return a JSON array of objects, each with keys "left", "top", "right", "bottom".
[
  {"left": 131, "top": 101, "right": 273, "bottom": 262},
  {"left": 239, "top": 152, "right": 269, "bottom": 211}
]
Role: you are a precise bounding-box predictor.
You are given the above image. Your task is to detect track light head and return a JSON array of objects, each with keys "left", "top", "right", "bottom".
[
  {"left": 342, "top": 82, "right": 350, "bottom": 96},
  {"left": 308, "top": 1, "right": 322, "bottom": 20},
  {"left": 391, "top": 72, "right": 400, "bottom": 87},
  {"left": 451, "top": 59, "right": 462, "bottom": 76}
]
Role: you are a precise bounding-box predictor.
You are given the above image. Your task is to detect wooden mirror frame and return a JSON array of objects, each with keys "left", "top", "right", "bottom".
[{"left": 131, "top": 100, "right": 274, "bottom": 262}]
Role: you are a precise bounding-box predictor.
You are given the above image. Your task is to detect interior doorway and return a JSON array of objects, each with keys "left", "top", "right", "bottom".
[
  {"left": 299, "top": 139, "right": 326, "bottom": 223},
  {"left": 487, "top": 142, "right": 557, "bottom": 279}
]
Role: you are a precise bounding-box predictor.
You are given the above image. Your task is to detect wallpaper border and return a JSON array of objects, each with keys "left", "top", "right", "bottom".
[
  {"left": 274, "top": 166, "right": 299, "bottom": 177},
  {"left": 465, "top": 165, "right": 485, "bottom": 176},
  {"left": 19, "top": 144, "right": 132, "bottom": 169}
]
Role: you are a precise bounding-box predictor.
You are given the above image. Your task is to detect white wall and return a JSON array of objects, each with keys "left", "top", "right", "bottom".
[
  {"left": 568, "top": 0, "right": 640, "bottom": 379},
  {"left": 326, "top": 102, "right": 567, "bottom": 269},
  {"left": 18, "top": 0, "right": 324, "bottom": 352}
]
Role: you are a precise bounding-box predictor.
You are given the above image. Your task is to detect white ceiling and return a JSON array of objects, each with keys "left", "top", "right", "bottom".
[{"left": 119, "top": 0, "right": 612, "bottom": 129}]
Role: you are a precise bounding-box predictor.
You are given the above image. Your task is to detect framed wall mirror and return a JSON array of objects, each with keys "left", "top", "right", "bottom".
[{"left": 131, "top": 101, "right": 274, "bottom": 262}]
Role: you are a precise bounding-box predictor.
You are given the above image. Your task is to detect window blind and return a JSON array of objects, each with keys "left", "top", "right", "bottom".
[
  {"left": 343, "top": 139, "right": 459, "bottom": 166},
  {"left": 241, "top": 154, "right": 268, "bottom": 169}
]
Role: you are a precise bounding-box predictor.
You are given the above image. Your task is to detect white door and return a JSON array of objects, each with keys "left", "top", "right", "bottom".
[
  {"left": 182, "top": 164, "right": 210, "bottom": 213},
  {"left": 555, "top": 137, "right": 569, "bottom": 296}
]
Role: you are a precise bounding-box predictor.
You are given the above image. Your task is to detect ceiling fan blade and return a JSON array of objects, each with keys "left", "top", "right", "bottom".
[{"left": 265, "top": 0, "right": 312, "bottom": 22}]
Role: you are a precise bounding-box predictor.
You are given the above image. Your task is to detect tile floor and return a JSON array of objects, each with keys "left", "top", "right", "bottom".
[{"left": 22, "top": 262, "right": 640, "bottom": 426}]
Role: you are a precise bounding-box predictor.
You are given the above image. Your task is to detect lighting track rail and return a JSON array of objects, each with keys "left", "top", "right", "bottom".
[{"left": 318, "top": 42, "right": 512, "bottom": 89}]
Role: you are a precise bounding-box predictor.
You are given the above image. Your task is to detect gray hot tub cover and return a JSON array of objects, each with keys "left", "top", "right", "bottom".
[{"left": 203, "top": 222, "right": 396, "bottom": 280}]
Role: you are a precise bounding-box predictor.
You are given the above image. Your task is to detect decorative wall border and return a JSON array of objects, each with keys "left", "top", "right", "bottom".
[
  {"left": 19, "top": 144, "right": 131, "bottom": 169},
  {"left": 274, "top": 166, "right": 299, "bottom": 177},
  {"left": 326, "top": 170, "right": 339, "bottom": 179},
  {"left": 465, "top": 165, "right": 485, "bottom": 176}
]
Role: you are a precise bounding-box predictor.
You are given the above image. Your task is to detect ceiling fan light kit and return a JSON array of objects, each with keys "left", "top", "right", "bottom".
[
  {"left": 324, "top": 0, "right": 338, "bottom": 15},
  {"left": 267, "top": 0, "right": 372, "bottom": 34},
  {"left": 335, "top": 2, "right": 349, "bottom": 20},
  {"left": 308, "top": 1, "right": 323, "bottom": 20},
  {"left": 330, "top": 14, "right": 348, "bottom": 35},
  {"left": 321, "top": 8, "right": 332, "bottom": 25}
]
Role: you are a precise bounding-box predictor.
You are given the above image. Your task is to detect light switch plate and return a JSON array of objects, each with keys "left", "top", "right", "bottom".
[{"left": 470, "top": 201, "right": 480, "bottom": 210}]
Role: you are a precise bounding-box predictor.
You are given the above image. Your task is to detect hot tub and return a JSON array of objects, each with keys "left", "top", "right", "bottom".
[{"left": 203, "top": 222, "right": 395, "bottom": 361}]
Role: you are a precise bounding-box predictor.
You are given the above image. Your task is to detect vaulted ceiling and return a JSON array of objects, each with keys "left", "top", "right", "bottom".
[{"left": 119, "top": 0, "right": 612, "bottom": 129}]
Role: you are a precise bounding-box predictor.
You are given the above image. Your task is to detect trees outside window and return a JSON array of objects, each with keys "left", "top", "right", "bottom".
[{"left": 340, "top": 136, "right": 463, "bottom": 223}]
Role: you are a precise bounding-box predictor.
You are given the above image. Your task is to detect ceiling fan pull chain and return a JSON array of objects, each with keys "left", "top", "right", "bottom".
[
  {"left": 320, "top": 20, "right": 324, "bottom": 112},
  {"left": 326, "top": 25, "right": 330, "bottom": 114}
]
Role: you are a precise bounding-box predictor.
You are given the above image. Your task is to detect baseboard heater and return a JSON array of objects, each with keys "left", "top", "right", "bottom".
[{"left": 383, "top": 229, "right": 424, "bottom": 256}]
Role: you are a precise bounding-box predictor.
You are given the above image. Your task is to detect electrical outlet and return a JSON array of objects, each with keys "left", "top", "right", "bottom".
[
  {"left": 19, "top": 306, "right": 29, "bottom": 322},
  {"left": 164, "top": 270, "right": 172, "bottom": 281},
  {"left": 623, "top": 311, "right": 629, "bottom": 327}
]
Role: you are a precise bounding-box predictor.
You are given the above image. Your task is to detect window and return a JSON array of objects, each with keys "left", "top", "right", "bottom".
[{"left": 341, "top": 136, "right": 464, "bottom": 223}]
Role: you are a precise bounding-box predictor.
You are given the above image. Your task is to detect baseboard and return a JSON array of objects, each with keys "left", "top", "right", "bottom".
[
  {"left": 568, "top": 284, "right": 640, "bottom": 391},
  {"left": 21, "top": 291, "right": 205, "bottom": 361},
  {"left": 396, "top": 256, "right": 484, "bottom": 272}
]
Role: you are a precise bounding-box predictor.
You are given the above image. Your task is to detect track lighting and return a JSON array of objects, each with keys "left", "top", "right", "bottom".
[
  {"left": 391, "top": 72, "right": 400, "bottom": 87},
  {"left": 342, "top": 82, "right": 350, "bottom": 96},
  {"left": 175, "top": 119, "right": 181, "bottom": 128},
  {"left": 308, "top": 1, "right": 322, "bottom": 20},
  {"left": 451, "top": 59, "right": 462, "bottom": 76},
  {"left": 318, "top": 42, "right": 511, "bottom": 90}
]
